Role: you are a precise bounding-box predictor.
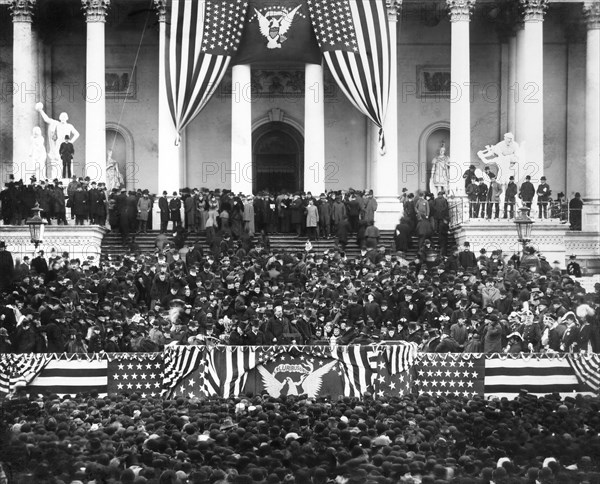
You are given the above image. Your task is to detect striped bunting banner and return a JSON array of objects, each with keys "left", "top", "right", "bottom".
[
  {"left": 331, "top": 345, "right": 379, "bottom": 397},
  {"left": 221, "top": 346, "right": 257, "bottom": 398},
  {"left": 307, "top": 0, "right": 391, "bottom": 153},
  {"left": 26, "top": 356, "right": 108, "bottom": 397},
  {"left": 162, "top": 346, "right": 203, "bottom": 397},
  {"left": 385, "top": 342, "right": 418, "bottom": 375},
  {"left": 568, "top": 354, "right": 600, "bottom": 393},
  {"left": 484, "top": 354, "right": 595, "bottom": 399}
]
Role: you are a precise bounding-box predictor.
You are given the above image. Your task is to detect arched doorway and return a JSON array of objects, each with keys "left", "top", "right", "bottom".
[
  {"left": 106, "top": 124, "right": 134, "bottom": 190},
  {"left": 252, "top": 122, "right": 304, "bottom": 194},
  {"left": 419, "top": 124, "right": 450, "bottom": 193}
]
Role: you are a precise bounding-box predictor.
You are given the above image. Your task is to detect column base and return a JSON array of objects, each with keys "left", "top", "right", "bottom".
[
  {"left": 374, "top": 196, "right": 403, "bottom": 230},
  {"left": 582, "top": 200, "right": 600, "bottom": 233}
]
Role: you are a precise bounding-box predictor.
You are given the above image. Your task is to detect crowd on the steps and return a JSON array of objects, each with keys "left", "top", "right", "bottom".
[
  {"left": 0, "top": 174, "right": 585, "bottom": 244},
  {"left": 2, "top": 389, "right": 600, "bottom": 483},
  {"left": 0, "top": 196, "right": 598, "bottom": 354}
]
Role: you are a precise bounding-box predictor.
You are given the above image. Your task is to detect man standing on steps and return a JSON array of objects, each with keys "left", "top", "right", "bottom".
[
  {"left": 159, "top": 191, "right": 170, "bottom": 234},
  {"left": 519, "top": 175, "right": 535, "bottom": 211}
]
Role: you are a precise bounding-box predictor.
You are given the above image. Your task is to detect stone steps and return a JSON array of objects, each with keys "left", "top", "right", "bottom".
[{"left": 101, "top": 230, "right": 457, "bottom": 261}]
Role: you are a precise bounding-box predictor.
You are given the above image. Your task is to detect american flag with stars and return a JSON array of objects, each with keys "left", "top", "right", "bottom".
[
  {"left": 307, "top": 0, "right": 391, "bottom": 153},
  {"left": 165, "top": 0, "right": 249, "bottom": 137},
  {"left": 107, "top": 354, "right": 163, "bottom": 399},
  {"left": 412, "top": 354, "right": 485, "bottom": 398}
]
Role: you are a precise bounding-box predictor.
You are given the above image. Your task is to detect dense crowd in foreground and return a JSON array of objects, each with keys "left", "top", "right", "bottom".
[{"left": 1, "top": 391, "right": 600, "bottom": 483}]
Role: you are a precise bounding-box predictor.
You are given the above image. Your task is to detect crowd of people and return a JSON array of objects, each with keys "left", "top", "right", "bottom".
[
  {"left": 0, "top": 197, "right": 597, "bottom": 354},
  {"left": 2, "top": 389, "right": 600, "bottom": 483},
  {"left": 460, "top": 166, "right": 583, "bottom": 230}
]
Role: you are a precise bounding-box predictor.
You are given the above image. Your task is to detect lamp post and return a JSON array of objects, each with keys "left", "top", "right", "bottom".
[
  {"left": 514, "top": 206, "right": 534, "bottom": 255},
  {"left": 26, "top": 202, "right": 47, "bottom": 249}
]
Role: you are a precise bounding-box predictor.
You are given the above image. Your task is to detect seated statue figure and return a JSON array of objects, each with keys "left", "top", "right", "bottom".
[{"left": 477, "top": 132, "right": 521, "bottom": 184}]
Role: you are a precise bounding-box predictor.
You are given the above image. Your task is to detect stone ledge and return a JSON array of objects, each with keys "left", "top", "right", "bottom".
[{"left": 0, "top": 225, "right": 107, "bottom": 264}]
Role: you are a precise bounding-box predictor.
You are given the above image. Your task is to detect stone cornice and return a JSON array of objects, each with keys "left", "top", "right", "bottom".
[
  {"left": 583, "top": 1, "right": 600, "bottom": 30},
  {"left": 519, "top": 0, "right": 548, "bottom": 22},
  {"left": 154, "top": 0, "right": 167, "bottom": 23},
  {"left": 82, "top": 0, "right": 110, "bottom": 23},
  {"left": 10, "top": 0, "right": 35, "bottom": 23},
  {"left": 446, "top": 0, "right": 476, "bottom": 23},
  {"left": 386, "top": 0, "right": 402, "bottom": 22}
]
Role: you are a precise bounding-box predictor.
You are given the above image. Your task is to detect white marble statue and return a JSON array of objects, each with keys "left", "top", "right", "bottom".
[
  {"left": 476, "top": 132, "right": 521, "bottom": 184},
  {"left": 106, "top": 149, "right": 124, "bottom": 192},
  {"left": 429, "top": 144, "right": 451, "bottom": 195},
  {"left": 35, "top": 102, "right": 80, "bottom": 172},
  {"left": 27, "top": 126, "right": 47, "bottom": 181}
]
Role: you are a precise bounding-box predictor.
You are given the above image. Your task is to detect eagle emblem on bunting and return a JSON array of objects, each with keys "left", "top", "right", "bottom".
[
  {"left": 255, "top": 4, "right": 302, "bottom": 49},
  {"left": 258, "top": 360, "right": 337, "bottom": 398}
]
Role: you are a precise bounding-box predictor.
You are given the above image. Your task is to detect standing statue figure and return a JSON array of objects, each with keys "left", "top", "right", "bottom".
[
  {"left": 477, "top": 132, "right": 521, "bottom": 185},
  {"left": 28, "top": 126, "right": 47, "bottom": 181},
  {"left": 35, "top": 103, "right": 80, "bottom": 178},
  {"left": 106, "top": 149, "right": 124, "bottom": 192},
  {"left": 429, "top": 143, "right": 451, "bottom": 196}
]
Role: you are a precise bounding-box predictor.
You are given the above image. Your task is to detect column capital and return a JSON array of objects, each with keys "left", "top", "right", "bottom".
[
  {"left": 519, "top": 0, "right": 548, "bottom": 23},
  {"left": 82, "top": 0, "right": 110, "bottom": 23},
  {"left": 386, "top": 0, "right": 402, "bottom": 22},
  {"left": 446, "top": 0, "right": 475, "bottom": 23},
  {"left": 10, "top": 0, "right": 36, "bottom": 23},
  {"left": 154, "top": 0, "right": 167, "bottom": 23},
  {"left": 583, "top": 1, "right": 600, "bottom": 30}
]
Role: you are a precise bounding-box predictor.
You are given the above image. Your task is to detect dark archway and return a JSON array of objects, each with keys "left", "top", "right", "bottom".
[{"left": 252, "top": 122, "right": 304, "bottom": 194}]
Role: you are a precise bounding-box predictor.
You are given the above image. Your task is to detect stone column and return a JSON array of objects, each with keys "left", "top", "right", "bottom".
[
  {"left": 515, "top": 0, "right": 547, "bottom": 184},
  {"left": 82, "top": 0, "right": 110, "bottom": 184},
  {"left": 11, "top": 0, "right": 38, "bottom": 182},
  {"left": 373, "top": 0, "right": 402, "bottom": 230},
  {"left": 447, "top": 0, "right": 475, "bottom": 197},
  {"left": 231, "top": 64, "right": 253, "bottom": 195},
  {"left": 584, "top": 2, "right": 600, "bottom": 201},
  {"left": 507, "top": 33, "right": 517, "bottom": 134},
  {"left": 304, "top": 63, "right": 325, "bottom": 196},
  {"left": 155, "top": 0, "right": 181, "bottom": 206},
  {"left": 582, "top": 1, "right": 600, "bottom": 231}
]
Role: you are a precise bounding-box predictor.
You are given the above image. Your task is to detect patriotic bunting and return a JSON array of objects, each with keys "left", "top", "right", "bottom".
[
  {"left": 2, "top": 349, "right": 600, "bottom": 401},
  {"left": 165, "top": 0, "right": 248, "bottom": 142},
  {"left": 307, "top": 0, "right": 391, "bottom": 154},
  {"left": 484, "top": 354, "right": 597, "bottom": 399},
  {"left": 413, "top": 353, "right": 485, "bottom": 398}
]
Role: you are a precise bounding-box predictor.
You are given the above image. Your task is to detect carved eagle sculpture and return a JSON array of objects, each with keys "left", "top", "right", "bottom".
[
  {"left": 258, "top": 360, "right": 338, "bottom": 398},
  {"left": 255, "top": 5, "right": 302, "bottom": 49}
]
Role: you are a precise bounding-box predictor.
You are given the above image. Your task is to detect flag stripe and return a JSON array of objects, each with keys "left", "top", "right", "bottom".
[
  {"left": 165, "top": 0, "right": 247, "bottom": 136},
  {"left": 485, "top": 356, "right": 582, "bottom": 397},
  {"left": 309, "top": 0, "right": 390, "bottom": 151},
  {"left": 568, "top": 354, "right": 600, "bottom": 392},
  {"left": 26, "top": 359, "right": 108, "bottom": 397}
]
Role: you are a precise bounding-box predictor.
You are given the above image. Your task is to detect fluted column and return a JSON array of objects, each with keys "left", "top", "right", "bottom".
[
  {"left": 82, "top": 0, "right": 110, "bottom": 184},
  {"left": 11, "top": 0, "right": 38, "bottom": 182},
  {"left": 373, "top": 0, "right": 402, "bottom": 229},
  {"left": 447, "top": 0, "right": 475, "bottom": 197},
  {"left": 507, "top": 32, "right": 517, "bottom": 134},
  {"left": 584, "top": 2, "right": 600, "bottom": 202},
  {"left": 231, "top": 64, "right": 253, "bottom": 195},
  {"left": 515, "top": 0, "right": 547, "bottom": 184},
  {"left": 304, "top": 63, "right": 325, "bottom": 196},
  {"left": 155, "top": 0, "right": 181, "bottom": 203}
]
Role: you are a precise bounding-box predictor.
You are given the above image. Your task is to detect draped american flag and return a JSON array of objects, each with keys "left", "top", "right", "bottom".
[
  {"left": 485, "top": 354, "right": 600, "bottom": 398},
  {"left": 307, "top": 0, "right": 391, "bottom": 153},
  {"left": 413, "top": 354, "right": 485, "bottom": 398},
  {"left": 331, "top": 344, "right": 379, "bottom": 397},
  {"left": 27, "top": 356, "right": 108, "bottom": 397},
  {"left": 165, "top": 0, "right": 248, "bottom": 138},
  {"left": 107, "top": 354, "right": 163, "bottom": 398},
  {"left": 162, "top": 345, "right": 204, "bottom": 397},
  {"left": 0, "top": 354, "right": 49, "bottom": 398}
]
